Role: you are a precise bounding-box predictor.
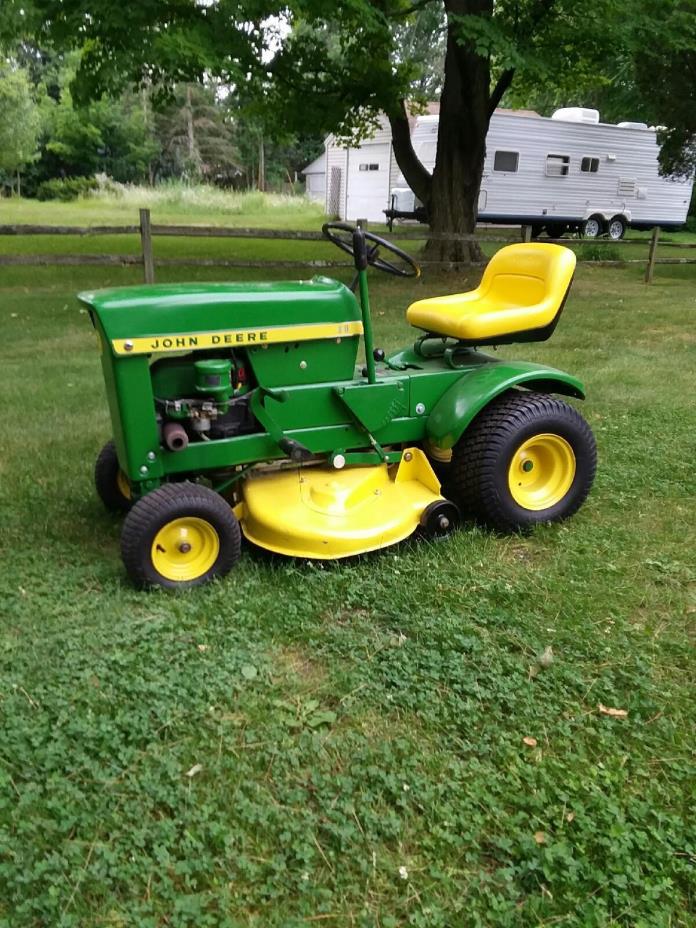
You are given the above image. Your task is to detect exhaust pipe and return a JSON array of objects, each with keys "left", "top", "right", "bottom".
[{"left": 163, "top": 421, "right": 189, "bottom": 451}]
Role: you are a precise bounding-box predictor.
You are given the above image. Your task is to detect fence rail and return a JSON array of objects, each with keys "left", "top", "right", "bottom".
[{"left": 0, "top": 208, "right": 693, "bottom": 283}]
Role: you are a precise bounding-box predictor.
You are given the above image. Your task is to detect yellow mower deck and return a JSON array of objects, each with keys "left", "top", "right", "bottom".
[{"left": 236, "top": 448, "right": 442, "bottom": 559}]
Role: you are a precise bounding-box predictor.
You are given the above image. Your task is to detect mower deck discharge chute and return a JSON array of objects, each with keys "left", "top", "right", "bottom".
[{"left": 82, "top": 224, "right": 596, "bottom": 589}]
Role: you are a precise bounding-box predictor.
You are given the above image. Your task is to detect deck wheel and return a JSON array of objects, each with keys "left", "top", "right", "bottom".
[
  {"left": 95, "top": 440, "right": 132, "bottom": 512},
  {"left": 121, "top": 482, "right": 241, "bottom": 589},
  {"left": 449, "top": 391, "right": 596, "bottom": 532}
]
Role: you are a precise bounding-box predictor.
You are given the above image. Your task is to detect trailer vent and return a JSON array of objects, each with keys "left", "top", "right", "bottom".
[
  {"left": 551, "top": 107, "right": 600, "bottom": 124},
  {"left": 617, "top": 177, "right": 637, "bottom": 196}
]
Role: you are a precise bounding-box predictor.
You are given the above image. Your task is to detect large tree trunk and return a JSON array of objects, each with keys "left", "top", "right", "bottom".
[
  {"left": 427, "top": 0, "right": 492, "bottom": 264},
  {"left": 388, "top": 0, "right": 516, "bottom": 265}
]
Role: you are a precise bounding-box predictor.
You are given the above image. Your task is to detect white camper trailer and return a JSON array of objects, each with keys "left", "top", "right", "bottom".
[{"left": 322, "top": 108, "right": 693, "bottom": 238}]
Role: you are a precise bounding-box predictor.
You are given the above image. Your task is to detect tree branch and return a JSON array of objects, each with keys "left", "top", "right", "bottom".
[
  {"left": 488, "top": 67, "right": 515, "bottom": 118},
  {"left": 387, "top": 99, "right": 432, "bottom": 205},
  {"left": 389, "top": 0, "right": 438, "bottom": 19}
]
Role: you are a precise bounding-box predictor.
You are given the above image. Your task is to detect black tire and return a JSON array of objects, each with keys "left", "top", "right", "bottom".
[
  {"left": 449, "top": 391, "right": 596, "bottom": 532},
  {"left": 121, "top": 482, "right": 241, "bottom": 590},
  {"left": 420, "top": 499, "right": 460, "bottom": 539},
  {"left": 95, "top": 440, "right": 132, "bottom": 513},
  {"left": 607, "top": 215, "right": 627, "bottom": 240},
  {"left": 581, "top": 215, "right": 604, "bottom": 238}
]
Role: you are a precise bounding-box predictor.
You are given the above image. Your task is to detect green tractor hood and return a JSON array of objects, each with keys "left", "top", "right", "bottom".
[{"left": 79, "top": 277, "right": 362, "bottom": 357}]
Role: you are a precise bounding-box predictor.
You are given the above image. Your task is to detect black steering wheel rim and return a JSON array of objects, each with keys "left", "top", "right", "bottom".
[{"left": 322, "top": 221, "right": 420, "bottom": 278}]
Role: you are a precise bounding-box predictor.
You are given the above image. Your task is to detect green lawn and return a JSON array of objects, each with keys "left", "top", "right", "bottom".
[{"left": 0, "top": 196, "right": 694, "bottom": 927}]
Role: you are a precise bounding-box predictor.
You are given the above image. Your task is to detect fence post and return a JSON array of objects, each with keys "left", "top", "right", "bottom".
[
  {"left": 644, "top": 226, "right": 660, "bottom": 284},
  {"left": 139, "top": 208, "right": 155, "bottom": 284},
  {"left": 357, "top": 218, "right": 368, "bottom": 231},
  {"left": 521, "top": 224, "right": 532, "bottom": 243}
]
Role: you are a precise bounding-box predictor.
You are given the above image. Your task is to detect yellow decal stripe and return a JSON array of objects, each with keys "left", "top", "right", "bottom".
[{"left": 112, "top": 320, "right": 364, "bottom": 356}]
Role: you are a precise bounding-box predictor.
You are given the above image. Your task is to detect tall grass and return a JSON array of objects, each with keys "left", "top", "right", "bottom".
[{"left": 94, "top": 179, "right": 320, "bottom": 216}]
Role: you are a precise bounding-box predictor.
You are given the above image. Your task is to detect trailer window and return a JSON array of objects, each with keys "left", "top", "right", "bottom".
[
  {"left": 581, "top": 157, "right": 600, "bottom": 173},
  {"left": 359, "top": 163, "right": 380, "bottom": 172},
  {"left": 546, "top": 154, "right": 570, "bottom": 177},
  {"left": 493, "top": 150, "right": 519, "bottom": 172}
]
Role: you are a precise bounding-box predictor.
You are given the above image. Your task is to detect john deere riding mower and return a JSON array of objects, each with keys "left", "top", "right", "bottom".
[{"left": 82, "top": 224, "right": 596, "bottom": 589}]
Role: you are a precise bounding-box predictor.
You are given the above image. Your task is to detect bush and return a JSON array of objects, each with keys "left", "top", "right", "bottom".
[
  {"left": 577, "top": 243, "right": 623, "bottom": 262},
  {"left": 35, "top": 176, "right": 100, "bottom": 202}
]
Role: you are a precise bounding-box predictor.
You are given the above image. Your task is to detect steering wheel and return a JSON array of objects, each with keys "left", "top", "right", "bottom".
[{"left": 322, "top": 222, "right": 420, "bottom": 278}]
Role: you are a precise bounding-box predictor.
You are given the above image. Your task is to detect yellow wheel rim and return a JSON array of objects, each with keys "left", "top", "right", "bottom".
[
  {"left": 151, "top": 517, "right": 220, "bottom": 582},
  {"left": 508, "top": 433, "right": 576, "bottom": 511},
  {"left": 116, "top": 469, "right": 131, "bottom": 500}
]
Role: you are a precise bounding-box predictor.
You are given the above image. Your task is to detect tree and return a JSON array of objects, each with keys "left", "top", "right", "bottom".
[
  {"left": 154, "top": 83, "right": 240, "bottom": 183},
  {"left": 0, "top": 62, "right": 41, "bottom": 193},
  {"left": 4, "top": 0, "right": 695, "bottom": 260}
]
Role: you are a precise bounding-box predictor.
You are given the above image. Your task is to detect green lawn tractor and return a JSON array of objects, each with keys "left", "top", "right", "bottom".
[{"left": 82, "top": 224, "right": 596, "bottom": 589}]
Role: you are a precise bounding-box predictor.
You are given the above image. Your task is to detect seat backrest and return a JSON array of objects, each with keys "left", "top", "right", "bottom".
[{"left": 480, "top": 242, "right": 576, "bottom": 308}]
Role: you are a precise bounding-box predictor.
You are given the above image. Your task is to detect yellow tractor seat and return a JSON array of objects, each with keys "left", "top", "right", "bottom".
[{"left": 406, "top": 243, "right": 577, "bottom": 345}]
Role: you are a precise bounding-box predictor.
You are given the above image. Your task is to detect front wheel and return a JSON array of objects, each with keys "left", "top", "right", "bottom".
[
  {"left": 449, "top": 392, "right": 596, "bottom": 532},
  {"left": 121, "top": 482, "right": 242, "bottom": 589},
  {"left": 95, "top": 440, "right": 132, "bottom": 513}
]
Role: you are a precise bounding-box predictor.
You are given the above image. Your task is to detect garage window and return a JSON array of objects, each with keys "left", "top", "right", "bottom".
[
  {"left": 581, "top": 157, "right": 600, "bottom": 173},
  {"left": 493, "top": 150, "right": 519, "bottom": 172},
  {"left": 546, "top": 154, "right": 570, "bottom": 177},
  {"left": 359, "top": 163, "right": 380, "bottom": 172}
]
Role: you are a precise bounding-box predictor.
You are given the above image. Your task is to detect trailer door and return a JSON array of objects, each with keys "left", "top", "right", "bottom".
[{"left": 346, "top": 144, "right": 391, "bottom": 222}]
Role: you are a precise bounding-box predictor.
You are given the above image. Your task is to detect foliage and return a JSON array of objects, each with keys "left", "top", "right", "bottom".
[
  {"left": 508, "top": 1, "right": 696, "bottom": 177},
  {"left": 154, "top": 83, "right": 239, "bottom": 183},
  {"left": 6, "top": 0, "right": 693, "bottom": 264},
  {"left": 577, "top": 243, "right": 623, "bottom": 262},
  {"left": 0, "top": 208, "right": 694, "bottom": 923},
  {"left": 35, "top": 175, "right": 99, "bottom": 200},
  {"left": 0, "top": 60, "right": 41, "bottom": 184}
]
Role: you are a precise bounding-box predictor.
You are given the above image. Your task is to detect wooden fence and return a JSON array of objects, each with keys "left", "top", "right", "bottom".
[{"left": 0, "top": 207, "right": 694, "bottom": 284}]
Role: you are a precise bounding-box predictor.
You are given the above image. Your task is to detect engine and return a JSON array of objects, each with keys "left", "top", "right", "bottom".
[{"left": 151, "top": 351, "right": 256, "bottom": 451}]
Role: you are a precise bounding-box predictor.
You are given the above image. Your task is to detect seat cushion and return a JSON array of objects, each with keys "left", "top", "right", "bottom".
[{"left": 406, "top": 243, "right": 576, "bottom": 343}]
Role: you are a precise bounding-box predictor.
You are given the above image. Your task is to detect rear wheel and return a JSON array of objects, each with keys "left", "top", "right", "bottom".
[
  {"left": 607, "top": 215, "right": 627, "bottom": 240},
  {"left": 449, "top": 392, "right": 596, "bottom": 532},
  {"left": 121, "top": 482, "right": 241, "bottom": 589},
  {"left": 581, "top": 215, "right": 604, "bottom": 238},
  {"left": 95, "top": 440, "right": 132, "bottom": 513}
]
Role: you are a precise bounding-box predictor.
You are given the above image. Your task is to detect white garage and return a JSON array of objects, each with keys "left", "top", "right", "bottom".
[
  {"left": 345, "top": 143, "right": 391, "bottom": 222},
  {"left": 301, "top": 153, "right": 326, "bottom": 203}
]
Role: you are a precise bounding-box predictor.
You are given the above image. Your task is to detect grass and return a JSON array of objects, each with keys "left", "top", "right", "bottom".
[
  {"left": 0, "top": 186, "right": 327, "bottom": 228},
  {"left": 0, "top": 195, "right": 695, "bottom": 927}
]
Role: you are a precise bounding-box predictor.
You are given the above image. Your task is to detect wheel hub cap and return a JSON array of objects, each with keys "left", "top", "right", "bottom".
[
  {"left": 151, "top": 517, "right": 219, "bottom": 581},
  {"left": 508, "top": 433, "right": 576, "bottom": 511}
]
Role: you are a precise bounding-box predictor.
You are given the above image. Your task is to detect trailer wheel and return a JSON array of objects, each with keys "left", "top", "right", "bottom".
[
  {"left": 95, "top": 440, "right": 133, "bottom": 513},
  {"left": 581, "top": 215, "right": 604, "bottom": 238},
  {"left": 121, "top": 482, "right": 241, "bottom": 589},
  {"left": 607, "top": 216, "right": 627, "bottom": 240},
  {"left": 449, "top": 391, "right": 596, "bottom": 532}
]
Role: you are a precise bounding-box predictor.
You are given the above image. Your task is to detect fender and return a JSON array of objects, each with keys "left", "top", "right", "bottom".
[{"left": 425, "top": 360, "right": 586, "bottom": 451}]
